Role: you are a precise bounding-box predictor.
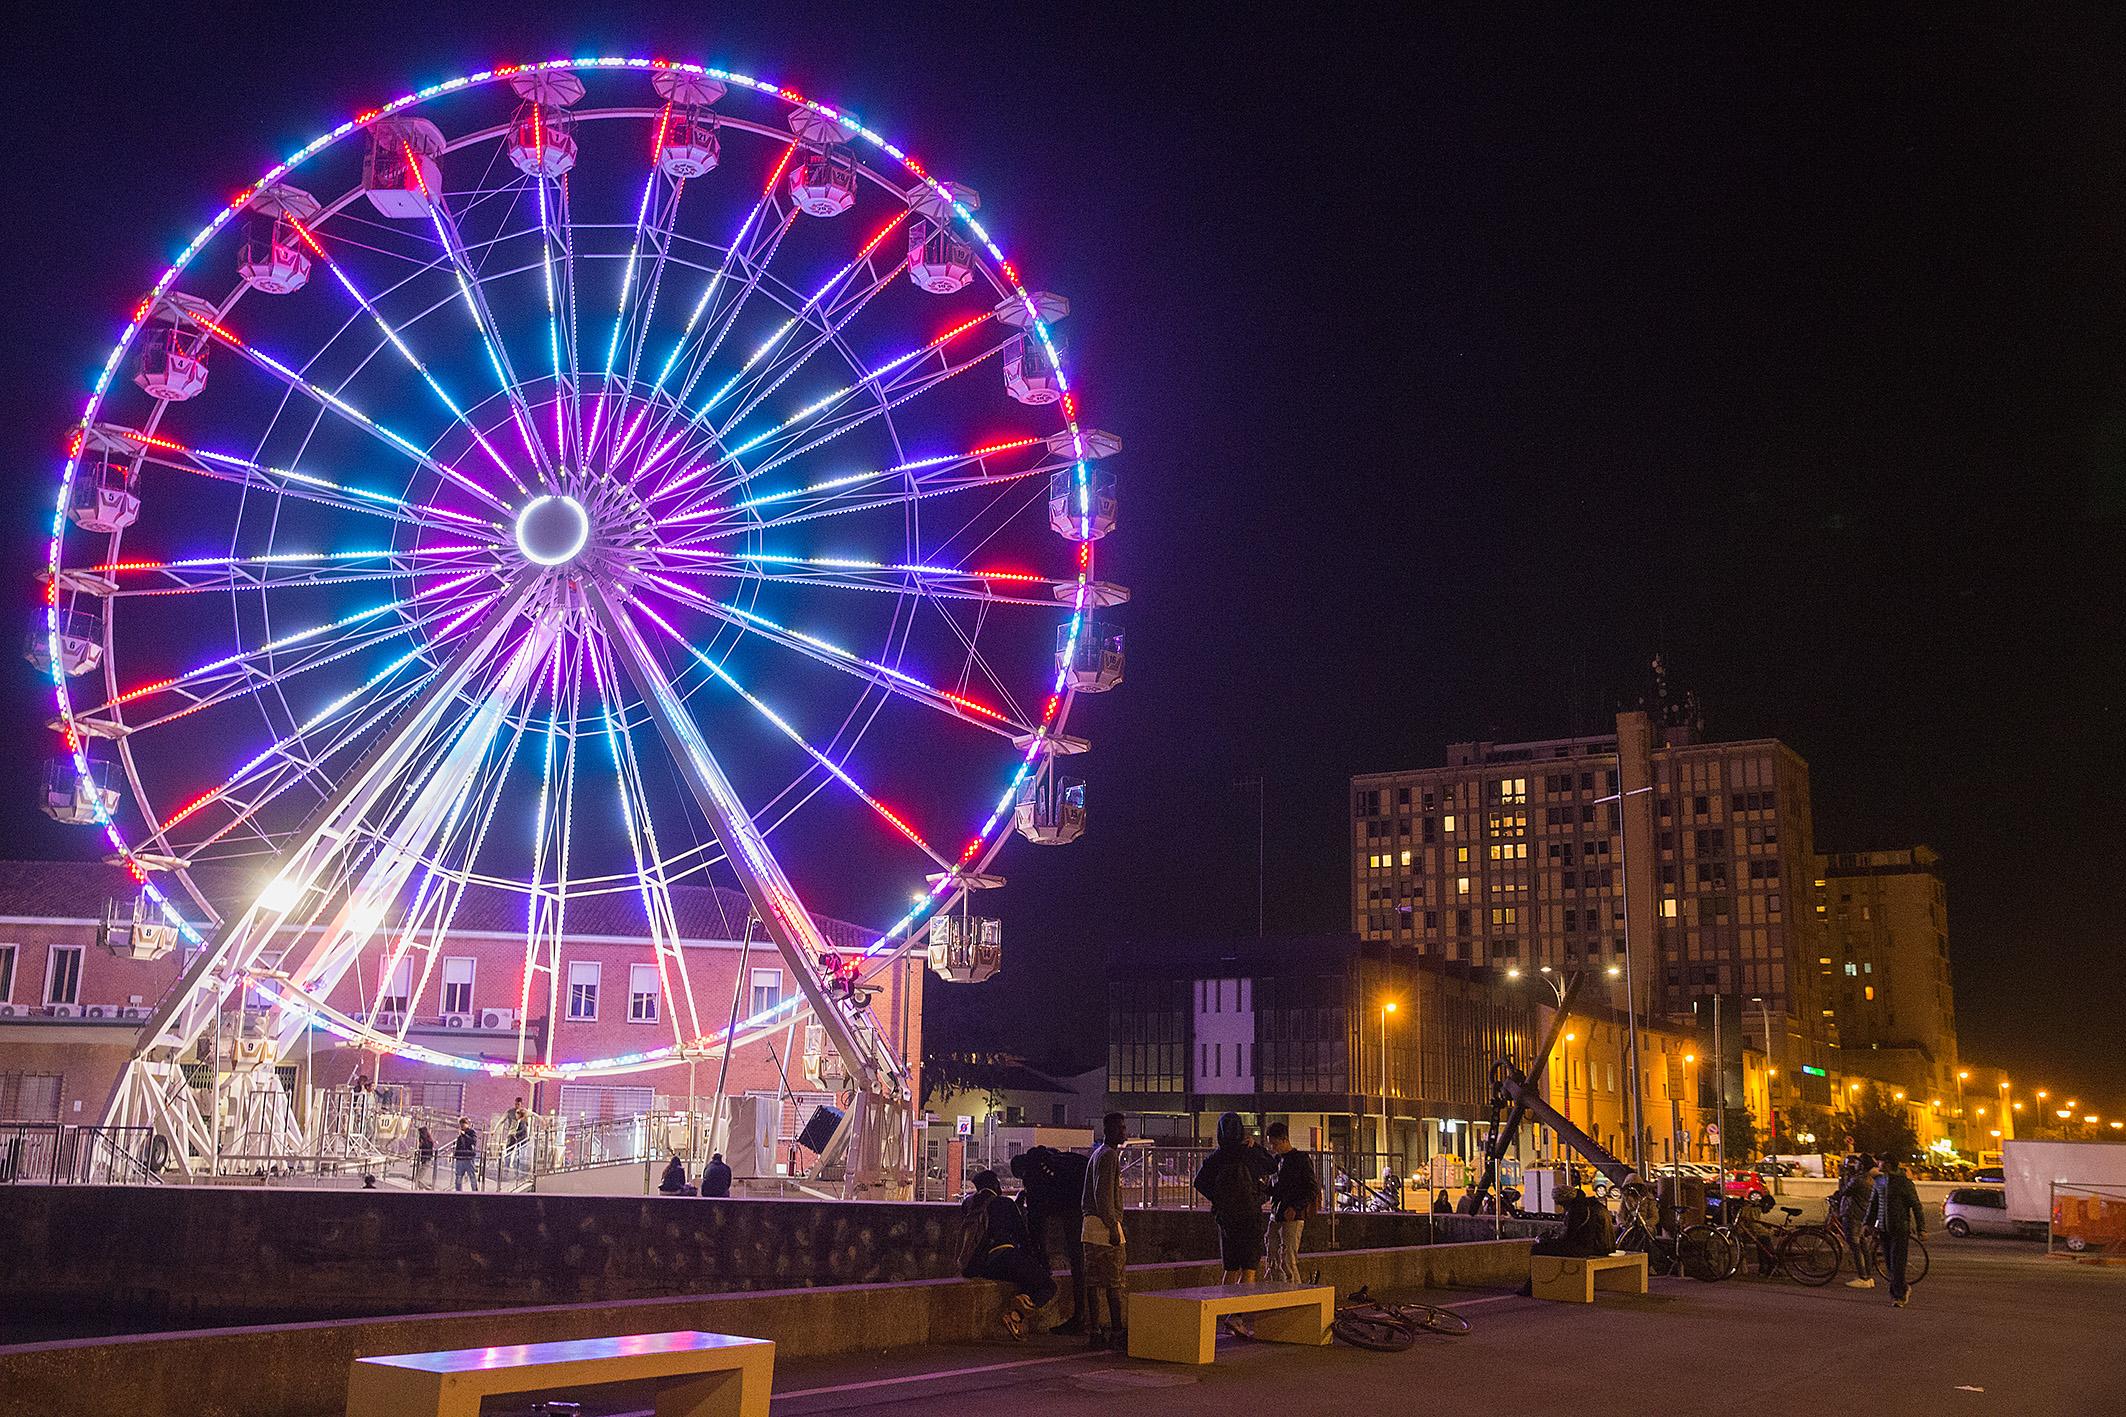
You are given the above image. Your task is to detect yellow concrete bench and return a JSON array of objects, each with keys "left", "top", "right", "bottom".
[
  {"left": 1530, "top": 1250, "right": 1649, "bottom": 1303},
  {"left": 347, "top": 1329, "right": 773, "bottom": 1417},
  {"left": 1127, "top": 1282, "right": 1334, "bottom": 1365}
]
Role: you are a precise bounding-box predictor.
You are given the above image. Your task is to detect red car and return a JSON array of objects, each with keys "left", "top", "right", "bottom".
[{"left": 1723, "top": 1169, "right": 1772, "bottom": 1204}]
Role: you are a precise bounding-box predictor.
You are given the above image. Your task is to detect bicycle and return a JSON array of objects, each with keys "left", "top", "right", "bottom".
[
  {"left": 1331, "top": 1285, "right": 1473, "bottom": 1351},
  {"left": 1707, "top": 1201, "right": 1843, "bottom": 1285},
  {"left": 1860, "top": 1228, "right": 1931, "bottom": 1288}
]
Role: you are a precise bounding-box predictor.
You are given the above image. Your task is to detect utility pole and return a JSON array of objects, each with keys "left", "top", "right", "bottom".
[{"left": 1596, "top": 782, "right": 1654, "bottom": 1178}]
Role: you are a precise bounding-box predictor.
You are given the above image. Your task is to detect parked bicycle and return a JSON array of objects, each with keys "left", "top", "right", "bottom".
[{"left": 1331, "top": 1285, "right": 1472, "bottom": 1351}]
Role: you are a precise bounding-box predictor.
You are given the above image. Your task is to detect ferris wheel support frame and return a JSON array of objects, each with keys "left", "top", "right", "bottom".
[
  {"left": 101, "top": 581, "right": 537, "bottom": 1175},
  {"left": 587, "top": 583, "right": 912, "bottom": 1197}
]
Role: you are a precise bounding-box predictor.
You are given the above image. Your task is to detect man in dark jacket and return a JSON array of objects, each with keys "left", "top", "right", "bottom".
[
  {"left": 1011, "top": 1145, "right": 1090, "bottom": 1333},
  {"left": 1866, "top": 1154, "right": 1926, "bottom": 1307},
  {"left": 698, "top": 1152, "right": 733, "bottom": 1197},
  {"left": 959, "top": 1170, "right": 1056, "bottom": 1337},
  {"left": 1262, "top": 1121, "right": 1319, "bottom": 1282}
]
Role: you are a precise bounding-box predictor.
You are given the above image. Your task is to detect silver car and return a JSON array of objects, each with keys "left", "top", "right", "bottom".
[{"left": 1943, "top": 1186, "right": 2016, "bottom": 1238}]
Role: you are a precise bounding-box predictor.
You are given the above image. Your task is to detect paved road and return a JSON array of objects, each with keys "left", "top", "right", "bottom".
[{"left": 751, "top": 1237, "right": 2124, "bottom": 1417}]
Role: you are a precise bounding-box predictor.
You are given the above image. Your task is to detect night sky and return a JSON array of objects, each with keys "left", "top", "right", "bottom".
[{"left": 3, "top": 8, "right": 2121, "bottom": 1102}]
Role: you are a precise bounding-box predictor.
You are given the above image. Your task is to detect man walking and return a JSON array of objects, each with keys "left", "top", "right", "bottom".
[
  {"left": 1838, "top": 1150, "right": 1880, "bottom": 1288},
  {"left": 1081, "top": 1112, "right": 1130, "bottom": 1349},
  {"left": 451, "top": 1116, "right": 479, "bottom": 1192},
  {"left": 1262, "top": 1121, "right": 1319, "bottom": 1283},
  {"left": 1867, "top": 1154, "right": 1926, "bottom": 1307}
]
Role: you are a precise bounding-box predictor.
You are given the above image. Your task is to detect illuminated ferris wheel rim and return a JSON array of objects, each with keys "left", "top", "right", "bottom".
[{"left": 45, "top": 56, "right": 1111, "bottom": 1082}]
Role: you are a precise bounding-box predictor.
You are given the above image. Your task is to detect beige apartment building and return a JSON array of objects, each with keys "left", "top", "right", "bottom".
[
  {"left": 1817, "top": 847, "right": 1968, "bottom": 1151},
  {"left": 1352, "top": 711, "right": 1834, "bottom": 1123}
]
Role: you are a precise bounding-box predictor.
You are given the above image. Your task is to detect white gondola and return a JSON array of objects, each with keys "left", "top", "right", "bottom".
[
  {"left": 237, "top": 217, "right": 311, "bottom": 294},
  {"left": 362, "top": 118, "right": 446, "bottom": 218},
  {"left": 907, "top": 222, "right": 975, "bottom": 294},
  {"left": 26, "top": 609, "right": 104, "bottom": 677},
  {"left": 659, "top": 111, "right": 720, "bottom": 178},
  {"left": 1003, "top": 334, "right": 1063, "bottom": 406},
  {"left": 100, "top": 896, "right": 179, "bottom": 961},
  {"left": 42, "top": 758, "right": 120, "bottom": 826},
  {"left": 133, "top": 327, "right": 208, "bottom": 401},
  {"left": 1057, "top": 619, "right": 1124, "bottom": 693},
  {"left": 926, "top": 912, "right": 1003, "bottom": 983},
  {"left": 507, "top": 103, "right": 577, "bottom": 177},
  {"left": 790, "top": 146, "right": 858, "bottom": 216},
  {"left": 1014, "top": 775, "right": 1086, "bottom": 846},
  {"left": 651, "top": 70, "right": 727, "bottom": 108},
  {"left": 70, "top": 454, "right": 140, "bottom": 534},
  {"left": 1047, "top": 467, "right": 1118, "bottom": 541}
]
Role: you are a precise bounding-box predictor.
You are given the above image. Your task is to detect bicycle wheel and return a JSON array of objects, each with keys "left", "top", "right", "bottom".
[
  {"left": 1781, "top": 1228, "right": 1843, "bottom": 1286},
  {"left": 1676, "top": 1224, "right": 1730, "bottom": 1283},
  {"left": 1333, "top": 1313, "right": 1417, "bottom": 1352},
  {"left": 1867, "top": 1233, "right": 1930, "bottom": 1287},
  {"left": 1396, "top": 1303, "right": 1473, "bottom": 1336}
]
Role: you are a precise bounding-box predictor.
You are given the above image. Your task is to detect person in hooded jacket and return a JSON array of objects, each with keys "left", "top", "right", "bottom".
[
  {"left": 1011, "top": 1144, "right": 1090, "bottom": 1333},
  {"left": 958, "top": 1169, "right": 1056, "bottom": 1337}
]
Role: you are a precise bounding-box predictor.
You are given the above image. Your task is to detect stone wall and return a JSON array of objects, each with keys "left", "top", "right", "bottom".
[{"left": 0, "top": 1184, "right": 1552, "bottom": 1335}]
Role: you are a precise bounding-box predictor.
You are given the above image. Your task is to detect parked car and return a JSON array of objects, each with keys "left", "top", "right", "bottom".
[
  {"left": 1753, "top": 1158, "right": 1795, "bottom": 1178},
  {"left": 1723, "top": 1169, "right": 1772, "bottom": 1204},
  {"left": 1973, "top": 1166, "right": 2004, "bottom": 1184},
  {"left": 1944, "top": 1186, "right": 2017, "bottom": 1238}
]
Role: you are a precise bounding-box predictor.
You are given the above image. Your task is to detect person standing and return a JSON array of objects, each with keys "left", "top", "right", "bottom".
[
  {"left": 1081, "top": 1112, "right": 1130, "bottom": 1349},
  {"left": 698, "top": 1151, "right": 733, "bottom": 1198},
  {"left": 1010, "top": 1145, "right": 1090, "bottom": 1334},
  {"left": 1867, "top": 1155, "right": 1926, "bottom": 1308},
  {"left": 1839, "top": 1152, "right": 1880, "bottom": 1288},
  {"left": 413, "top": 1125, "right": 437, "bottom": 1191},
  {"left": 504, "top": 1098, "right": 531, "bottom": 1181},
  {"left": 1193, "top": 1112, "right": 1271, "bottom": 1337},
  {"left": 1262, "top": 1121, "right": 1319, "bottom": 1284},
  {"left": 451, "top": 1116, "right": 479, "bottom": 1192}
]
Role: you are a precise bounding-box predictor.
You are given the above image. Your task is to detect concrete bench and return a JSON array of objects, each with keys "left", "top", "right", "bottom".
[
  {"left": 1127, "top": 1282, "right": 1334, "bottom": 1365},
  {"left": 346, "top": 1329, "right": 773, "bottom": 1417},
  {"left": 1530, "top": 1250, "right": 1649, "bottom": 1303}
]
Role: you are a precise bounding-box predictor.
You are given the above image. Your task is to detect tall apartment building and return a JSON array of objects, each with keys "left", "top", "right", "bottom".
[
  {"left": 1352, "top": 710, "right": 1832, "bottom": 1112},
  {"left": 1816, "top": 847, "right": 1963, "bottom": 1137}
]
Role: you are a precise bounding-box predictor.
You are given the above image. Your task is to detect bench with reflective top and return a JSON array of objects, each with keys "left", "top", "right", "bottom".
[
  {"left": 1128, "top": 1282, "right": 1335, "bottom": 1365},
  {"left": 346, "top": 1330, "right": 774, "bottom": 1417}
]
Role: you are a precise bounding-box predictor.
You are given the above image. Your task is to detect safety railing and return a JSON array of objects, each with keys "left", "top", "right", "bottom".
[{"left": 0, "top": 1123, "right": 160, "bottom": 1184}]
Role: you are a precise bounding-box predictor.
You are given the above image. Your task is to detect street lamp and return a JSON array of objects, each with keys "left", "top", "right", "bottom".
[
  {"left": 1594, "top": 782, "right": 1654, "bottom": 1176},
  {"left": 1379, "top": 1000, "right": 1398, "bottom": 1179}
]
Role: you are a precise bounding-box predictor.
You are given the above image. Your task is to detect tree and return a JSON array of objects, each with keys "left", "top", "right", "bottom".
[
  {"left": 1836, "top": 1084, "right": 1919, "bottom": 1162},
  {"left": 1718, "top": 1105, "right": 1757, "bottom": 1164}
]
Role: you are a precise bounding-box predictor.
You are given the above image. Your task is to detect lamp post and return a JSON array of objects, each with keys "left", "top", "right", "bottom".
[
  {"left": 1379, "top": 1000, "right": 1397, "bottom": 1181},
  {"left": 1956, "top": 1069, "right": 1970, "bottom": 1155},
  {"left": 1595, "top": 784, "right": 1654, "bottom": 1177}
]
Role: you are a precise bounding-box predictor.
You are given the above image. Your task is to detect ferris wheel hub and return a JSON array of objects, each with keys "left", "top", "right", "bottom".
[{"left": 514, "top": 493, "right": 590, "bottom": 566}]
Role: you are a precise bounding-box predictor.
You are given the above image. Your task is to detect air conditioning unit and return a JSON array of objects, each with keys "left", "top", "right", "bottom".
[
  {"left": 46, "top": 1003, "right": 81, "bottom": 1019},
  {"left": 83, "top": 1004, "right": 116, "bottom": 1020},
  {"left": 440, "top": 1012, "right": 472, "bottom": 1029},
  {"left": 372, "top": 1011, "right": 404, "bottom": 1031},
  {"left": 120, "top": 1005, "right": 151, "bottom": 1021},
  {"left": 478, "top": 1007, "right": 518, "bottom": 1030},
  {"left": 0, "top": 1002, "right": 25, "bottom": 1019}
]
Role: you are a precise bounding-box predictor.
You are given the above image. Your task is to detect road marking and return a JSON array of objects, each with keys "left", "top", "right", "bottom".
[
  {"left": 1439, "top": 1294, "right": 1522, "bottom": 1308},
  {"left": 777, "top": 1352, "right": 1091, "bottom": 1400}
]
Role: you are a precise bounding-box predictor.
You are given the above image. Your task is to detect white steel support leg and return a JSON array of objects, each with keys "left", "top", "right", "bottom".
[
  {"left": 586, "top": 584, "right": 911, "bottom": 1196},
  {"left": 102, "top": 584, "right": 536, "bottom": 1173}
]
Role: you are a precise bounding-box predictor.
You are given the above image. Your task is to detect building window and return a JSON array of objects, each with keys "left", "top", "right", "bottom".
[
  {"left": 0, "top": 1072, "right": 62, "bottom": 1121},
  {"left": 45, "top": 946, "right": 83, "bottom": 1006},
  {"left": 628, "top": 963, "right": 660, "bottom": 1023},
  {"left": 1457, "top": 877, "right": 1471, "bottom": 896},
  {"left": 1660, "top": 898, "right": 1679, "bottom": 920},
  {"left": 749, "top": 967, "right": 784, "bottom": 1017},
  {"left": 0, "top": 943, "right": 14, "bottom": 1001},
  {"left": 379, "top": 957, "right": 412, "bottom": 1014},
  {"left": 567, "top": 962, "right": 600, "bottom": 1021},
  {"left": 441, "top": 957, "right": 475, "bottom": 1015},
  {"left": 1444, "top": 814, "right": 1456, "bottom": 834}
]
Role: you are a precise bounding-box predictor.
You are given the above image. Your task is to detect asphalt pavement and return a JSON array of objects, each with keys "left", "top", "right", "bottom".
[{"left": 753, "top": 1235, "right": 2125, "bottom": 1417}]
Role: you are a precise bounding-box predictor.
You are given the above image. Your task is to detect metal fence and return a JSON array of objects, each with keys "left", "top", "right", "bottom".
[
  {"left": 2048, "top": 1181, "right": 2126, "bottom": 1261},
  {"left": 0, "top": 1123, "right": 160, "bottom": 1184}
]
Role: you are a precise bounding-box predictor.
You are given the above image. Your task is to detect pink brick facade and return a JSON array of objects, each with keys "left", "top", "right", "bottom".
[{"left": 0, "top": 861, "right": 921, "bottom": 1129}]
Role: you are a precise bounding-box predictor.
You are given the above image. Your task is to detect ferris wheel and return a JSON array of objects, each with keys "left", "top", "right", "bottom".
[{"left": 39, "top": 58, "right": 1125, "bottom": 1190}]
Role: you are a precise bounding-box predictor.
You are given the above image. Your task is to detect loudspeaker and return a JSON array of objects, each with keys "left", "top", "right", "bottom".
[{"left": 797, "top": 1103, "right": 844, "bottom": 1156}]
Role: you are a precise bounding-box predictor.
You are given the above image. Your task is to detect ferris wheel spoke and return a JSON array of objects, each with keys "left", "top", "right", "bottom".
[
  {"left": 530, "top": 171, "right": 572, "bottom": 468},
  {"left": 636, "top": 574, "right": 1030, "bottom": 738},
  {"left": 631, "top": 601, "right": 950, "bottom": 868},
  {"left": 95, "top": 547, "right": 501, "bottom": 600},
  {"left": 652, "top": 548, "right": 1075, "bottom": 607},
  {"left": 427, "top": 201, "right": 553, "bottom": 480},
  {"left": 286, "top": 217, "right": 531, "bottom": 495},
  {"left": 603, "top": 141, "right": 797, "bottom": 467},
  {"left": 167, "top": 318, "right": 517, "bottom": 515},
  {"left": 665, "top": 455, "right": 1060, "bottom": 550},
  {"left": 110, "top": 431, "right": 505, "bottom": 538}
]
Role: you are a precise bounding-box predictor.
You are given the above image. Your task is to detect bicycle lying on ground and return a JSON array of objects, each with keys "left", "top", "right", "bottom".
[{"left": 1330, "top": 1285, "right": 1473, "bottom": 1351}]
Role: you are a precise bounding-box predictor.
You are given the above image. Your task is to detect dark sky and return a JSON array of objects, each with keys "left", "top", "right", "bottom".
[{"left": 3, "top": 7, "right": 2122, "bottom": 1103}]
